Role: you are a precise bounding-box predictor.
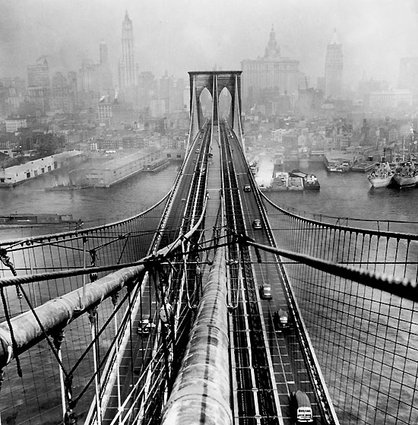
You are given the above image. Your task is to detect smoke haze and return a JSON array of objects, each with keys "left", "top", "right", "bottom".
[{"left": 1, "top": 0, "right": 417, "bottom": 87}]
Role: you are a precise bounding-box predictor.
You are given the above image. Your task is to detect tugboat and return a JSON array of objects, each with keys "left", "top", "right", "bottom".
[{"left": 367, "top": 162, "right": 394, "bottom": 188}]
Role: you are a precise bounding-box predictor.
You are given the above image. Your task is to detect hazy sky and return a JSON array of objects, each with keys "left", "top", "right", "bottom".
[{"left": 1, "top": 0, "right": 418, "bottom": 88}]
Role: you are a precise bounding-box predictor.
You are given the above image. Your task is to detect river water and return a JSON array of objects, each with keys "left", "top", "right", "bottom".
[
  {"left": 1, "top": 160, "right": 417, "bottom": 423},
  {"left": 1, "top": 161, "right": 417, "bottom": 238},
  {"left": 0, "top": 165, "right": 180, "bottom": 240},
  {"left": 262, "top": 160, "right": 418, "bottom": 225}
]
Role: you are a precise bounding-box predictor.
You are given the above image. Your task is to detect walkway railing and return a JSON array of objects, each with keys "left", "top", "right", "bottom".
[
  {"left": 262, "top": 193, "right": 418, "bottom": 425},
  {"left": 276, "top": 202, "right": 418, "bottom": 234},
  {"left": 0, "top": 194, "right": 170, "bottom": 424}
]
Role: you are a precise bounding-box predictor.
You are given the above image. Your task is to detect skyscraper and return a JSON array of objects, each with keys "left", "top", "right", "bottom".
[
  {"left": 241, "top": 27, "right": 301, "bottom": 105},
  {"left": 98, "top": 41, "right": 113, "bottom": 96},
  {"left": 99, "top": 41, "right": 108, "bottom": 66},
  {"left": 27, "top": 57, "right": 50, "bottom": 89},
  {"left": 118, "top": 11, "right": 136, "bottom": 91},
  {"left": 324, "top": 30, "right": 343, "bottom": 99},
  {"left": 399, "top": 57, "right": 418, "bottom": 98},
  {"left": 27, "top": 57, "right": 50, "bottom": 113}
]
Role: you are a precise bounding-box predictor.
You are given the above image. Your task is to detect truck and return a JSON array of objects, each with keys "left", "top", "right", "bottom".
[{"left": 290, "top": 390, "right": 314, "bottom": 423}]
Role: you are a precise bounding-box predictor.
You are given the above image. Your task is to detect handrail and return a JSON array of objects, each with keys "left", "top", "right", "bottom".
[
  {"left": 0, "top": 191, "right": 171, "bottom": 247},
  {"left": 261, "top": 191, "right": 418, "bottom": 240},
  {"left": 0, "top": 194, "right": 209, "bottom": 371}
]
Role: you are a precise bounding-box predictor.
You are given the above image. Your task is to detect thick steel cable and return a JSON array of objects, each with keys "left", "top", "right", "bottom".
[{"left": 240, "top": 237, "right": 418, "bottom": 303}]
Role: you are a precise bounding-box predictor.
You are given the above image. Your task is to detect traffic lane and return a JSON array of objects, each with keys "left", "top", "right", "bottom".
[
  {"left": 231, "top": 147, "right": 324, "bottom": 423},
  {"left": 162, "top": 127, "right": 212, "bottom": 241}
]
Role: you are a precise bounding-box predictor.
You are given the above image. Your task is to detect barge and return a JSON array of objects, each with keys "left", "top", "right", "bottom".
[{"left": 0, "top": 213, "right": 83, "bottom": 228}]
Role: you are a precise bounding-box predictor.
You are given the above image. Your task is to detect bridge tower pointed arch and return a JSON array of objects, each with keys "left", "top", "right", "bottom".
[{"left": 188, "top": 71, "right": 243, "bottom": 138}]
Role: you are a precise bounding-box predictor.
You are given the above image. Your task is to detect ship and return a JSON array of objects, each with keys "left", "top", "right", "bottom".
[
  {"left": 351, "top": 161, "right": 377, "bottom": 173},
  {"left": 290, "top": 170, "right": 320, "bottom": 191},
  {"left": 259, "top": 171, "right": 320, "bottom": 192},
  {"left": 0, "top": 213, "right": 83, "bottom": 228},
  {"left": 367, "top": 162, "right": 394, "bottom": 188},
  {"left": 270, "top": 172, "right": 289, "bottom": 191},
  {"left": 287, "top": 175, "right": 304, "bottom": 191},
  {"left": 392, "top": 162, "right": 416, "bottom": 188},
  {"left": 323, "top": 153, "right": 352, "bottom": 173}
]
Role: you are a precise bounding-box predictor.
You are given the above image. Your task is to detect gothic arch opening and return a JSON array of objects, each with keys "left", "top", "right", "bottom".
[
  {"left": 199, "top": 87, "right": 213, "bottom": 120},
  {"left": 218, "top": 87, "right": 232, "bottom": 121}
]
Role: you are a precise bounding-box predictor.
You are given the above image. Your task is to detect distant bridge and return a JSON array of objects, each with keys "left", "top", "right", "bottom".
[{"left": 0, "top": 71, "right": 417, "bottom": 425}]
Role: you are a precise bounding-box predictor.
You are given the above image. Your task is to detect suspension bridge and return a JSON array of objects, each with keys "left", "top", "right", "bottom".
[{"left": 0, "top": 71, "right": 417, "bottom": 425}]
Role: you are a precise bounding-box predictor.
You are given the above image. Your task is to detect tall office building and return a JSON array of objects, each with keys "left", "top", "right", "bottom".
[
  {"left": 399, "top": 57, "right": 418, "bottom": 98},
  {"left": 50, "top": 72, "right": 69, "bottom": 112},
  {"left": 324, "top": 30, "right": 343, "bottom": 99},
  {"left": 119, "top": 11, "right": 136, "bottom": 91},
  {"left": 98, "top": 41, "right": 113, "bottom": 96},
  {"left": 241, "top": 27, "right": 301, "bottom": 104},
  {"left": 99, "top": 41, "right": 108, "bottom": 65},
  {"left": 27, "top": 57, "right": 50, "bottom": 113},
  {"left": 27, "top": 58, "right": 50, "bottom": 89}
]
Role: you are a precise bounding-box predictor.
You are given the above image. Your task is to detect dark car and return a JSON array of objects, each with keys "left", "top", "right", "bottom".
[
  {"left": 244, "top": 184, "right": 251, "bottom": 192},
  {"left": 274, "top": 309, "right": 289, "bottom": 329}
]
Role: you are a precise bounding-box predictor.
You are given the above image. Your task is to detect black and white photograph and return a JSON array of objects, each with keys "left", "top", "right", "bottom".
[{"left": 0, "top": 1, "right": 417, "bottom": 424}]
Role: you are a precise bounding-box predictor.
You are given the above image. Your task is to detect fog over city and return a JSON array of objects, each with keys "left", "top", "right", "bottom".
[{"left": 1, "top": 0, "right": 418, "bottom": 86}]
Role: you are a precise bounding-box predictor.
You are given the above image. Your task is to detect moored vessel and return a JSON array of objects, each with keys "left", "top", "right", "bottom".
[
  {"left": 351, "top": 161, "right": 377, "bottom": 173},
  {"left": 324, "top": 159, "right": 351, "bottom": 173},
  {"left": 392, "top": 162, "right": 416, "bottom": 188},
  {"left": 367, "top": 162, "right": 394, "bottom": 188},
  {"left": 0, "top": 213, "right": 83, "bottom": 228},
  {"left": 290, "top": 170, "right": 320, "bottom": 190}
]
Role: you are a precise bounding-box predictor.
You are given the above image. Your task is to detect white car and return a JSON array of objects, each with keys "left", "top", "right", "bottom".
[
  {"left": 252, "top": 219, "right": 262, "bottom": 229},
  {"left": 260, "top": 285, "right": 272, "bottom": 299},
  {"left": 137, "top": 319, "right": 156, "bottom": 335}
]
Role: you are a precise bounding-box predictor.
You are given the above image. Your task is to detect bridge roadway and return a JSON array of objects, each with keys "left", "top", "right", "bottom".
[
  {"left": 101, "top": 120, "right": 329, "bottom": 424},
  {"left": 102, "top": 122, "right": 222, "bottom": 423},
  {"left": 221, "top": 122, "right": 326, "bottom": 424}
]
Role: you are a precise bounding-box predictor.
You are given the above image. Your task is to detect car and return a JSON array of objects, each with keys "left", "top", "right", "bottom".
[
  {"left": 137, "top": 319, "right": 156, "bottom": 335},
  {"left": 252, "top": 219, "right": 262, "bottom": 229},
  {"left": 260, "top": 285, "right": 272, "bottom": 300},
  {"left": 274, "top": 308, "right": 289, "bottom": 329},
  {"left": 244, "top": 184, "right": 251, "bottom": 192}
]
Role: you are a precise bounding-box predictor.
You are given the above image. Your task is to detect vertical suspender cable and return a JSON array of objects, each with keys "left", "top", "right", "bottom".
[
  {"left": 53, "top": 330, "right": 67, "bottom": 422},
  {"left": 111, "top": 292, "right": 122, "bottom": 424},
  {"left": 89, "top": 308, "right": 102, "bottom": 425}
]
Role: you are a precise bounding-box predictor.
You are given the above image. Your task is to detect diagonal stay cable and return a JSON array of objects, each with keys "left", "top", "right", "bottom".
[
  {"left": 71, "top": 282, "right": 161, "bottom": 409},
  {"left": 237, "top": 235, "right": 418, "bottom": 303},
  {"left": 68, "top": 286, "right": 132, "bottom": 377}
]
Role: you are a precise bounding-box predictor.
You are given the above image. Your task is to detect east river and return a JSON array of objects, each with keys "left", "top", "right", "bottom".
[
  {"left": 261, "top": 160, "right": 418, "bottom": 225},
  {"left": 1, "top": 160, "right": 417, "bottom": 423},
  {"left": 1, "top": 161, "right": 418, "bottom": 240},
  {"left": 0, "top": 164, "right": 180, "bottom": 240}
]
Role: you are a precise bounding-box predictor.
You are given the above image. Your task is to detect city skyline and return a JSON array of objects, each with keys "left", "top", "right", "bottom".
[{"left": 1, "top": 0, "right": 418, "bottom": 88}]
